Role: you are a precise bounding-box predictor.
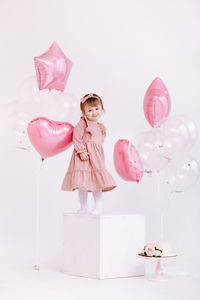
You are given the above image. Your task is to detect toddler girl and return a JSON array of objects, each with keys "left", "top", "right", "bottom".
[{"left": 61, "top": 93, "right": 116, "bottom": 214}]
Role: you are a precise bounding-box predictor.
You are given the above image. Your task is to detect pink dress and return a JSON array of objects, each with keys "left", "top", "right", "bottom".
[{"left": 61, "top": 116, "right": 117, "bottom": 192}]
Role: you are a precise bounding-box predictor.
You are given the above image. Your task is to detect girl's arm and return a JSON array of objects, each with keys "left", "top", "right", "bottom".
[{"left": 73, "top": 120, "right": 87, "bottom": 155}]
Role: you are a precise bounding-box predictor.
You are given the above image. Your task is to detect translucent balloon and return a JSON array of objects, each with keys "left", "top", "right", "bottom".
[
  {"left": 157, "top": 115, "right": 198, "bottom": 160},
  {"left": 163, "top": 157, "right": 200, "bottom": 193},
  {"left": 18, "top": 76, "right": 39, "bottom": 103},
  {"left": 136, "top": 130, "right": 168, "bottom": 173},
  {"left": 7, "top": 110, "right": 32, "bottom": 151},
  {"left": 28, "top": 89, "right": 56, "bottom": 119},
  {"left": 18, "top": 82, "right": 80, "bottom": 125},
  {"left": 47, "top": 92, "right": 80, "bottom": 125}
]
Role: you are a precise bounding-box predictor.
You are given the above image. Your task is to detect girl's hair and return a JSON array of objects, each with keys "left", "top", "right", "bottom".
[{"left": 80, "top": 93, "right": 105, "bottom": 115}]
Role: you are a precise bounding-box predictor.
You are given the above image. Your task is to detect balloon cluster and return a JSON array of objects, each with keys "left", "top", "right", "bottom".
[
  {"left": 114, "top": 77, "right": 200, "bottom": 193},
  {"left": 5, "top": 42, "right": 79, "bottom": 158}
]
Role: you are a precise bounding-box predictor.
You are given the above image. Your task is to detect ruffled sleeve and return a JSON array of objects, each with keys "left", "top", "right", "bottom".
[
  {"left": 73, "top": 119, "right": 87, "bottom": 154},
  {"left": 99, "top": 123, "right": 107, "bottom": 143}
]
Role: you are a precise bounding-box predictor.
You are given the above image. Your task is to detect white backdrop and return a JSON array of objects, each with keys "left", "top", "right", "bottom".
[{"left": 0, "top": 0, "right": 200, "bottom": 273}]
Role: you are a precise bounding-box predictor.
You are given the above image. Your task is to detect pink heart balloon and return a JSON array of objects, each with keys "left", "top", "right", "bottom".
[
  {"left": 114, "top": 139, "right": 143, "bottom": 182},
  {"left": 28, "top": 117, "right": 74, "bottom": 159},
  {"left": 143, "top": 77, "right": 171, "bottom": 128},
  {"left": 34, "top": 42, "right": 72, "bottom": 92}
]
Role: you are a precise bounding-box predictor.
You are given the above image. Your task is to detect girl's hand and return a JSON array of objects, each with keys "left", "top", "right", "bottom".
[{"left": 79, "top": 151, "right": 90, "bottom": 161}]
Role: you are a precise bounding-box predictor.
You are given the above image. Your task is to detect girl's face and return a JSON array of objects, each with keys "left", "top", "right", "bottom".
[{"left": 83, "top": 103, "right": 103, "bottom": 122}]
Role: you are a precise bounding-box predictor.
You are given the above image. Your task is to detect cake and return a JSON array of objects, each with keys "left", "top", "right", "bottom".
[{"left": 139, "top": 242, "right": 173, "bottom": 257}]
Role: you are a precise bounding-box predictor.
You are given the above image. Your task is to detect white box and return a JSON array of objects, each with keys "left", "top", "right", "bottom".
[{"left": 63, "top": 213, "right": 145, "bottom": 279}]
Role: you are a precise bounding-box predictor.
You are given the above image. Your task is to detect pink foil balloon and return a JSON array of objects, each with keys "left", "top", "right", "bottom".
[
  {"left": 143, "top": 77, "right": 171, "bottom": 128},
  {"left": 34, "top": 42, "right": 72, "bottom": 92},
  {"left": 114, "top": 139, "right": 143, "bottom": 182},
  {"left": 27, "top": 117, "right": 74, "bottom": 159}
]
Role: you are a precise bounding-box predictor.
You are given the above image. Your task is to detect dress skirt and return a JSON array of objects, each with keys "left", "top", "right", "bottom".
[{"left": 61, "top": 141, "right": 116, "bottom": 192}]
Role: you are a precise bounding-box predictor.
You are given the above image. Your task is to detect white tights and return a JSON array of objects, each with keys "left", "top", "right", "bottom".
[{"left": 77, "top": 187, "right": 103, "bottom": 214}]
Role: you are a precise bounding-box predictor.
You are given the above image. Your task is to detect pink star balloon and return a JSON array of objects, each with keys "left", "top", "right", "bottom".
[
  {"left": 143, "top": 77, "right": 171, "bottom": 128},
  {"left": 34, "top": 42, "right": 72, "bottom": 92}
]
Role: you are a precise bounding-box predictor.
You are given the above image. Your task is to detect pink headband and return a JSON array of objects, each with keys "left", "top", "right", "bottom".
[{"left": 80, "top": 93, "right": 99, "bottom": 104}]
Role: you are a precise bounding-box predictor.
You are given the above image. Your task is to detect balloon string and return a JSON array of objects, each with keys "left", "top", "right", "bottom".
[
  {"left": 160, "top": 175, "right": 171, "bottom": 242},
  {"left": 34, "top": 158, "right": 44, "bottom": 269},
  {"left": 157, "top": 172, "right": 164, "bottom": 242},
  {"left": 154, "top": 127, "right": 166, "bottom": 242},
  {"left": 154, "top": 171, "right": 163, "bottom": 241}
]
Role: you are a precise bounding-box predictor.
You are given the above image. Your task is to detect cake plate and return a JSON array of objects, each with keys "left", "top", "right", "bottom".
[{"left": 138, "top": 254, "right": 177, "bottom": 281}]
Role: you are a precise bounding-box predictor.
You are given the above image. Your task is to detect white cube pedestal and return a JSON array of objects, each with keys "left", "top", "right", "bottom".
[{"left": 63, "top": 213, "right": 145, "bottom": 279}]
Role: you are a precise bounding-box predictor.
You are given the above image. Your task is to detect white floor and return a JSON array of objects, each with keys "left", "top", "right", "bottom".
[{"left": 1, "top": 264, "right": 199, "bottom": 300}]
